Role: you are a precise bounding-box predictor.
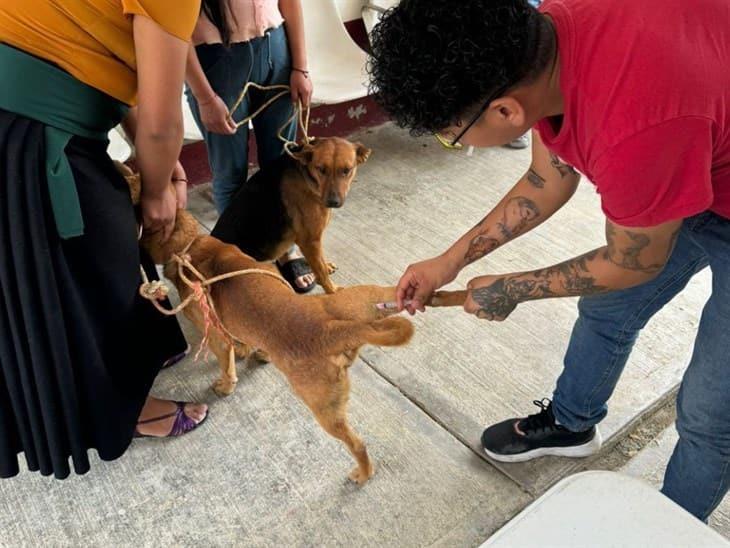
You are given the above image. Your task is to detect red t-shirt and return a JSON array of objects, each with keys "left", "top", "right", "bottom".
[{"left": 535, "top": 0, "right": 730, "bottom": 227}]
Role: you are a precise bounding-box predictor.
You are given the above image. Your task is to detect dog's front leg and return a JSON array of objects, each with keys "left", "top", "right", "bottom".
[{"left": 299, "top": 239, "right": 339, "bottom": 294}]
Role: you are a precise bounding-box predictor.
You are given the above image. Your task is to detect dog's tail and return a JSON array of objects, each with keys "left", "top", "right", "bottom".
[{"left": 327, "top": 316, "right": 414, "bottom": 355}]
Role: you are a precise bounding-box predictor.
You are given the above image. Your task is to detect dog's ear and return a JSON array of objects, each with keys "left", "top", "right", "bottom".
[
  {"left": 291, "top": 142, "right": 315, "bottom": 165},
  {"left": 354, "top": 143, "right": 371, "bottom": 165}
]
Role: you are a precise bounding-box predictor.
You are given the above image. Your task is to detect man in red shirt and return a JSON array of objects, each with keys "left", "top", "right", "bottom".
[{"left": 368, "top": 0, "right": 730, "bottom": 520}]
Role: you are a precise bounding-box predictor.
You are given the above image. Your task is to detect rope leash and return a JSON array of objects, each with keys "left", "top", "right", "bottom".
[
  {"left": 226, "top": 82, "right": 313, "bottom": 160},
  {"left": 139, "top": 240, "right": 290, "bottom": 361}
]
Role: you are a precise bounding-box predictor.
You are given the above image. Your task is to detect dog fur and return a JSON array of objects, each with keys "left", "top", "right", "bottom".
[
  {"left": 121, "top": 163, "right": 411, "bottom": 484},
  {"left": 211, "top": 137, "right": 371, "bottom": 293}
]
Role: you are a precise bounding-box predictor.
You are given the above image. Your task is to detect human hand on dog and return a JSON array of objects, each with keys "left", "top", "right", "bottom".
[
  {"left": 397, "top": 255, "right": 459, "bottom": 315},
  {"left": 141, "top": 187, "right": 177, "bottom": 242},
  {"left": 199, "top": 94, "right": 237, "bottom": 135},
  {"left": 464, "top": 274, "right": 519, "bottom": 321}
]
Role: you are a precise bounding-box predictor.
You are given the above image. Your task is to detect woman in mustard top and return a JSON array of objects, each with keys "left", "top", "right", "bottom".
[{"left": 0, "top": 0, "right": 209, "bottom": 479}]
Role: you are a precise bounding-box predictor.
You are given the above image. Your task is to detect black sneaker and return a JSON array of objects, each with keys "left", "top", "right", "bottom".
[{"left": 481, "top": 399, "right": 602, "bottom": 463}]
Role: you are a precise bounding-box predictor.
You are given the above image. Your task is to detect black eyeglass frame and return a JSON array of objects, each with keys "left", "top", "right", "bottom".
[{"left": 448, "top": 82, "right": 512, "bottom": 147}]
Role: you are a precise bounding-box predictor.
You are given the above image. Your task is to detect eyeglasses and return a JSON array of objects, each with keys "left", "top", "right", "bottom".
[{"left": 434, "top": 82, "right": 511, "bottom": 150}]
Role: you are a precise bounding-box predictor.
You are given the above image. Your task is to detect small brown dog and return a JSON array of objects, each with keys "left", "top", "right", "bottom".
[
  {"left": 121, "top": 164, "right": 412, "bottom": 485},
  {"left": 211, "top": 137, "right": 371, "bottom": 293}
]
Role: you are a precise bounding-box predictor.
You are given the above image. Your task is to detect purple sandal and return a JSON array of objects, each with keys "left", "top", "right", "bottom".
[{"left": 134, "top": 401, "right": 209, "bottom": 438}]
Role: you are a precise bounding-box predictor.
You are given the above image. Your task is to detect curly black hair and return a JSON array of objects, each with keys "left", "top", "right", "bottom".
[{"left": 367, "top": 0, "right": 553, "bottom": 136}]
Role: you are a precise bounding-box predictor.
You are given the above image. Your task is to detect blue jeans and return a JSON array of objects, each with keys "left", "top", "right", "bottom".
[
  {"left": 186, "top": 25, "right": 296, "bottom": 214},
  {"left": 552, "top": 211, "right": 730, "bottom": 520}
]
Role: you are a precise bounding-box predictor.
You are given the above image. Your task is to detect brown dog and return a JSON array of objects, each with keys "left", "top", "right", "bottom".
[
  {"left": 122, "top": 164, "right": 412, "bottom": 485},
  {"left": 211, "top": 137, "right": 371, "bottom": 293}
]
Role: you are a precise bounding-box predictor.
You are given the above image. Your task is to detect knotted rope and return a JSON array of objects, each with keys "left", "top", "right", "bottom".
[{"left": 139, "top": 240, "right": 290, "bottom": 361}]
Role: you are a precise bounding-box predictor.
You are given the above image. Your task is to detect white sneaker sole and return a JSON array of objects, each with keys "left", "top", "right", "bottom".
[{"left": 483, "top": 429, "right": 603, "bottom": 463}]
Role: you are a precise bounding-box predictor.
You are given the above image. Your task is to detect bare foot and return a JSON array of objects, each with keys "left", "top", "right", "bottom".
[
  {"left": 136, "top": 396, "right": 208, "bottom": 437},
  {"left": 277, "top": 248, "right": 315, "bottom": 289}
]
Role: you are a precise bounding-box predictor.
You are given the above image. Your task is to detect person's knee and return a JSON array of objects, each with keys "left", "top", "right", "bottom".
[{"left": 677, "top": 401, "right": 730, "bottom": 453}]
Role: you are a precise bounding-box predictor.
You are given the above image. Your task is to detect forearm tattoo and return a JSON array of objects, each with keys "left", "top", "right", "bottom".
[
  {"left": 463, "top": 158, "right": 576, "bottom": 266},
  {"left": 464, "top": 236, "right": 500, "bottom": 264},
  {"left": 527, "top": 168, "right": 545, "bottom": 188},
  {"left": 471, "top": 250, "right": 609, "bottom": 320},
  {"left": 464, "top": 197, "right": 541, "bottom": 265},
  {"left": 550, "top": 154, "right": 578, "bottom": 179}
]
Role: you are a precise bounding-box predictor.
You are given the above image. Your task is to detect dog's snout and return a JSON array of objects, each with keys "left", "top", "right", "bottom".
[{"left": 326, "top": 195, "right": 343, "bottom": 208}]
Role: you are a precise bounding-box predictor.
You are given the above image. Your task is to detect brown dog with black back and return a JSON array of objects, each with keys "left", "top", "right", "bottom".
[
  {"left": 122, "top": 164, "right": 411, "bottom": 485},
  {"left": 211, "top": 137, "right": 371, "bottom": 293}
]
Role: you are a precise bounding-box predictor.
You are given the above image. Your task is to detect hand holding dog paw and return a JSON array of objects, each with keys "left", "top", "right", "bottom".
[
  {"left": 465, "top": 275, "right": 518, "bottom": 321},
  {"left": 397, "top": 255, "right": 459, "bottom": 315}
]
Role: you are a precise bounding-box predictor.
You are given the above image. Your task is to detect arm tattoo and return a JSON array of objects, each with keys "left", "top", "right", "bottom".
[
  {"left": 530, "top": 249, "right": 608, "bottom": 297},
  {"left": 605, "top": 224, "right": 675, "bottom": 273},
  {"left": 471, "top": 250, "right": 608, "bottom": 320},
  {"left": 527, "top": 168, "right": 546, "bottom": 188},
  {"left": 496, "top": 197, "right": 540, "bottom": 239},
  {"left": 464, "top": 236, "right": 500, "bottom": 265},
  {"left": 464, "top": 197, "right": 541, "bottom": 264},
  {"left": 471, "top": 278, "right": 521, "bottom": 320},
  {"left": 550, "top": 154, "right": 578, "bottom": 179}
]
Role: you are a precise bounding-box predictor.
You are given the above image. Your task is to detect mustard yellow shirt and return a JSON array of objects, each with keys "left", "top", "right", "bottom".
[{"left": 0, "top": 0, "right": 200, "bottom": 105}]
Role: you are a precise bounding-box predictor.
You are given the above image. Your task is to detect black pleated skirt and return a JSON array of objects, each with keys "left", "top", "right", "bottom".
[{"left": 0, "top": 109, "right": 187, "bottom": 479}]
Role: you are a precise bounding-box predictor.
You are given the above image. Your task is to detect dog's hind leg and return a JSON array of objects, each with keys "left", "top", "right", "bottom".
[
  {"left": 289, "top": 366, "right": 373, "bottom": 485},
  {"left": 210, "top": 335, "right": 239, "bottom": 397}
]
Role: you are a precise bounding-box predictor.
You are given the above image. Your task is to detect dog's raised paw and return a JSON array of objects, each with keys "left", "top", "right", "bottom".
[
  {"left": 212, "top": 378, "right": 237, "bottom": 397},
  {"left": 326, "top": 261, "right": 338, "bottom": 274},
  {"left": 348, "top": 465, "right": 374, "bottom": 486}
]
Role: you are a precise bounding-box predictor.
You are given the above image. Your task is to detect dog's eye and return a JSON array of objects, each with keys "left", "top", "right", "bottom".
[
  {"left": 317, "top": 166, "right": 327, "bottom": 175},
  {"left": 341, "top": 168, "right": 351, "bottom": 176}
]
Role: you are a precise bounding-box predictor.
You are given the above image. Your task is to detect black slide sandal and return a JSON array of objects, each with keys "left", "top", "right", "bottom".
[{"left": 277, "top": 258, "right": 316, "bottom": 294}]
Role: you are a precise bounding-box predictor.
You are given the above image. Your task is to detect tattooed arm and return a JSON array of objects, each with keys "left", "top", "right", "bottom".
[
  {"left": 446, "top": 130, "right": 580, "bottom": 270},
  {"left": 464, "top": 218, "right": 682, "bottom": 320},
  {"left": 397, "top": 131, "right": 580, "bottom": 313}
]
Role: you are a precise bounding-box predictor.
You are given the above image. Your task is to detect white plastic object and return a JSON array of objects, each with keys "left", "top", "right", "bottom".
[
  {"left": 483, "top": 471, "right": 730, "bottom": 548},
  {"left": 302, "top": 0, "right": 370, "bottom": 104},
  {"left": 362, "top": 0, "right": 400, "bottom": 37},
  {"left": 107, "top": 126, "right": 132, "bottom": 162},
  {"left": 182, "top": 94, "right": 204, "bottom": 142}
]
